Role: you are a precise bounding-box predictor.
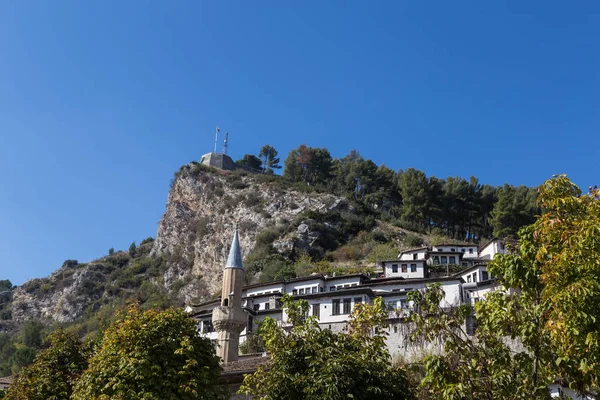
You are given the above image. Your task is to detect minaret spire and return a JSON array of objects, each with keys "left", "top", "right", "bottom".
[
  {"left": 226, "top": 229, "right": 243, "bottom": 269},
  {"left": 212, "top": 228, "right": 247, "bottom": 363}
]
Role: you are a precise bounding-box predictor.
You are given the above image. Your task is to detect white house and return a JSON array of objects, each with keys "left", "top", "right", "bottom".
[
  {"left": 478, "top": 238, "right": 508, "bottom": 260},
  {"left": 380, "top": 259, "right": 427, "bottom": 279},
  {"left": 431, "top": 244, "right": 479, "bottom": 259},
  {"left": 189, "top": 232, "right": 592, "bottom": 400},
  {"left": 399, "top": 247, "right": 428, "bottom": 261}
]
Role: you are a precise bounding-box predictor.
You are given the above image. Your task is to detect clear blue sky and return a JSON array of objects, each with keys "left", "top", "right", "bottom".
[{"left": 1, "top": 1, "right": 598, "bottom": 285}]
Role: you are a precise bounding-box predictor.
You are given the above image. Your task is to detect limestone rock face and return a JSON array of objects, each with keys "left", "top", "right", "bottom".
[
  {"left": 8, "top": 164, "right": 345, "bottom": 323},
  {"left": 11, "top": 263, "right": 110, "bottom": 323},
  {"left": 151, "top": 164, "right": 345, "bottom": 299}
]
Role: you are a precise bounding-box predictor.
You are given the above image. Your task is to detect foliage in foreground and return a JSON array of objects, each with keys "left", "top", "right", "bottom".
[
  {"left": 241, "top": 295, "right": 412, "bottom": 400},
  {"left": 5, "top": 330, "right": 91, "bottom": 400},
  {"left": 408, "top": 283, "right": 552, "bottom": 400},
  {"left": 407, "top": 175, "right": 600, "bottom": 399},
  {"left": 71, "top": 305, "right": 227, "bottom": 400},
  {"left": 533, "top": 176, "right": 600, "bottom": 387}
]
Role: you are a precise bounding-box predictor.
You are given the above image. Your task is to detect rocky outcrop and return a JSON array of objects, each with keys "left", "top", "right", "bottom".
[
  {"left": 152, "top": 164, "right": 347, "bottom": 298},
  {"left": 7, "top": 164, "right": 348, "bottom": 323},
  {"left": 11, "top": 263, "right": 110, "bottom": 323}
]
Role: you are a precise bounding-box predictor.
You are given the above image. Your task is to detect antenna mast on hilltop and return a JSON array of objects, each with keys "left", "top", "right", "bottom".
[
  {"left": 223, "top": 132, "right": 229, "bottom": 155},
  {"left": 214, "top": 126, "right": 220, "bottom": 153}
]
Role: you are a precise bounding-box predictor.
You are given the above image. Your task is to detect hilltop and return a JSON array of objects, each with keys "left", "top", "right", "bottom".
[{"left": 0, "top": 147, "right": 539, "bottom": 375}]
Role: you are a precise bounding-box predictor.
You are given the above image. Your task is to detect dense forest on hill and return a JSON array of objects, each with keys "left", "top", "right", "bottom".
[{"left": 240, "top": 144, "right": 539, "bottom": 241}]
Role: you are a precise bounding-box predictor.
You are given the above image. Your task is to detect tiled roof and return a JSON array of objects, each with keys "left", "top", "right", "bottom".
[{"left": 222, "top": 355, "right": 269, "bottom": 375}]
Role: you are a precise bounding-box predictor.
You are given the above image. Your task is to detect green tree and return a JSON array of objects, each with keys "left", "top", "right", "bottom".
[
  {"left": 283, "top": 145, "right": 333, "bottom": 185},
  {"left": 236, "top": 154, "right": 263, "bottom": 171},
  {"left": 367, "top": 243, "right": 398, "bottom": 264},
  {"left": 399, "top": 168, "right": 429, "bottom": 230},
  {"left": 407, "top": 176, "right": 597, "bottom": 398},
  {"left": 407, "top": 282, "right": 553, "bottom": 399},
  {"left": 8, "top": 347, "right": 36, "bottom": 375},
  {"left": 283, "top": 147, "right": 304, "bottom": 182},
  {"left": 5, "top": 330, "right": 91, "bottom": 400},
  {"left": 489, "top": 185, "right": 537, "bottom": 238},
  {"left": 72, "top": 305, "right": 227, "bottom": 400},
  {"left": 19, "top": 321, "right": 44, "bottom": 349},
  {"left": 241, "top": 295, "right": 412, "bottom": 399},
  {"left": 128, "top": 241, "right": 137, "bottom": 257},
  {"left": 258, "top": 145, "right": 281, "bottom": 174},
  {"left": 508, "top": 175, "right": 600, "bottom": 390}
]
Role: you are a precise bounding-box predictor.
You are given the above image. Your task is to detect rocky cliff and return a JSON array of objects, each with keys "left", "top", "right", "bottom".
[
  {"left": 151, "top": 163, "right": 348, "bottom": 299},
  {"left": 7, "top": 163, "right": 350, "bottom": 323}
]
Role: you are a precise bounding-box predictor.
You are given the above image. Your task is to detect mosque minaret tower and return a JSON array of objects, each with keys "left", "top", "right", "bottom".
[{"left": 211, "top": 229, "right": 247, "bottom": 363}]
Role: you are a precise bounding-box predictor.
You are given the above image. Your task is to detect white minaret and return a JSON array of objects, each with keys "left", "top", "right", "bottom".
[{"left": 211, "top": 230, "right": 247, "bottom": 363}]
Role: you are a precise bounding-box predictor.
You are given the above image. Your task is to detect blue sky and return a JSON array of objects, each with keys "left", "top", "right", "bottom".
[{"left": 1, "top": 1, "right": 598, "bottom": 285}]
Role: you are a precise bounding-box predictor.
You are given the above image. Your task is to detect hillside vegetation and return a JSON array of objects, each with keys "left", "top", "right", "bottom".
[{"left": 0, "top": 144, "right": 538, "bottom": 376}]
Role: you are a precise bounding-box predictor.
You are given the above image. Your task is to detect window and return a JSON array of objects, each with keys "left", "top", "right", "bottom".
[
  {"left": 469, "top": 248, "right": 474, "bottom": 254},
  {"left": 354, "top": 297, "right": 363, "bottom": 307},
  {"left": 413, "top": 253, "right": 418, "bottom": 260},
  {"left": 312, "top": 304, "right": 320, "bottom": 318},
  {"left": 472, "top": 273, "right": 477, "bottom": 282},
  {"left": 482, "top": 271, "right": 489, "bottom": 281},
  {"left": 332, "top": 299, "right": 340, "bottom": 315},
  {"left": 451, "top": 248, "right": 456, "bottom": 252},
  {"left": 410, "top": 264, "right": 417, "bottom": 272},
  {"left": 253, "top": 304, "right": 259, "bottom": 311},
  {"left": 400, "top": 299, "right": 407, "bottom": 309},
  {"left": 312, "top": 286, "right": 317, "bottom": 294},
  {"left": 467, "top": 275, "right": 472, "bottom": 283},
  {"left": 343, "top": 298, "right": 351, "bottom": 314},
  {"left": 394, "top": 326, "right": 398, "bottom": 333},
  {"left": 292, "top": 289, "right": 297, "bottom": 295},
  {"left": 299, "top": 288, "right": 305, "bottom": 295},
  {"left": 202, "top": 321, "right": 214, "bottom": 333},
  {"left": 461, "top": 248, "right": 465, "bottom": 253},
  {"left": 222, "top": 298, "right": 229, "bottom": 307},
  {"left": 319, "top": 286, "right": 324, "bottom": 292},
  {"left": 330, "top": 286, "right": 336, "bottom": 292},
  {"left": 441, "top": 256, "right": 447, "bottom": 264},
  {"left": 401, "top": 264, "right": 408, "bottom": 273},
  {"left": 433, "top": 256, "right": 439, "bottom": 264},
  {"left": 247, "top": 316, "right": 254, "bottom": 333},
  {"left": 449, "top": 256, "right": 456, "bottom": 264},
  {"left": 392, "top": 264, "right": 398, "bottom": 273},
  {"left": 264, "top": 303, "right": 270, "bottom": 310}
]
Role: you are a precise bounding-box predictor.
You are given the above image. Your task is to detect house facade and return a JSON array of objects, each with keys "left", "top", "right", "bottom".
[
  {"left": 190, "top": 233, "right": 590, "bottom": 399},
  {"left": 189, "top": 238, "right": 505, "bottom": 360}
]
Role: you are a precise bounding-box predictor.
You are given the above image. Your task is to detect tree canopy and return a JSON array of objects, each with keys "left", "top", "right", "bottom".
[
  {"left": 236, "top": 154, "right": 263, "bottom": 171},
  {"left": 281, "top": 146, "right": 538, "bottom": 241},
  {"left": 241, "top": 295, "right": 412, "bottom": 400},
  {"left": 259, "top": 144, "right": 281, "bottom": 174},
  {"left": 71, "top": 305, "right": 227, "bottom": 400},
  {"left": 5, "top": 330, "right": 91, "bottom": 400},
  {"left": 406, "top": 175, "right": 599, "bottom": 398}
]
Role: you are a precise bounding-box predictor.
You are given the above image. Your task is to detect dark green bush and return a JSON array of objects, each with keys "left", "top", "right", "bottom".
[{"left": 404, "top": 233, "right": 423, "bottom": 248}]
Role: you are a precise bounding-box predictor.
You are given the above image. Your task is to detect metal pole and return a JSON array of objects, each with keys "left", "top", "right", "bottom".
[{"left": 214, "top": 126, "right": 220, "bottom": 153}]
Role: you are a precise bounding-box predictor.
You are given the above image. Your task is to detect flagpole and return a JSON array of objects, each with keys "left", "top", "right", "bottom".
[{"left": 214, "top": 126, "right": 219, "bottom": 153}]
